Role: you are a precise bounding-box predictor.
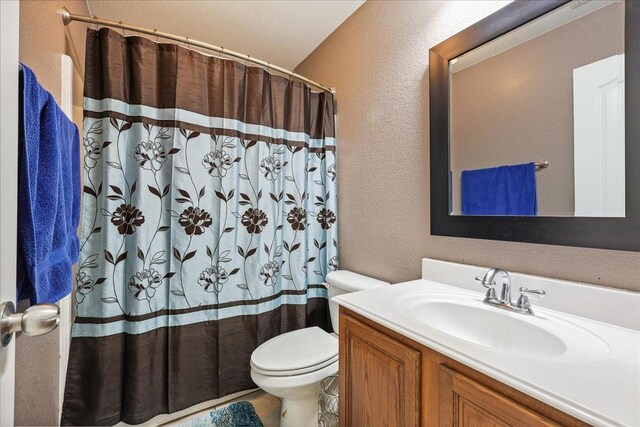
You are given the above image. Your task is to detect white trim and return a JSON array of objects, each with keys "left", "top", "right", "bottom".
[
  {"left": 83, "top": 97, "right": 336, "bottom": 149},
  {"left": 0, "top": 1, "right": 19, "bottom": 426},
  {"left": 72, "top": 288, "right": 328, "bottom": 338},
  {"left": 58, "top": 54, "right": 74, "bottom": 422}
]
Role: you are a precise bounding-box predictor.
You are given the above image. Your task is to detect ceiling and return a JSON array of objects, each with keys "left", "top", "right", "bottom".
[{"left": 86, "top": 0, "right": 365, "bottom": 70}]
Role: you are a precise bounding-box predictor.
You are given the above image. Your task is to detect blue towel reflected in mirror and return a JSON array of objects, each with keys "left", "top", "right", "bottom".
[{"left": 461, "top": 162, "right": 537, "bottom": 216}]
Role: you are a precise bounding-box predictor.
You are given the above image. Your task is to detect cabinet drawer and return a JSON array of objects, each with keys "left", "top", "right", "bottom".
[{"left": 438, "top": 365, "right": 560, "bottom": 426}]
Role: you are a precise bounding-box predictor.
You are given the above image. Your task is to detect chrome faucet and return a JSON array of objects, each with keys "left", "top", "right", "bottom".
[
  {"left": 475, "top": 268, "right": 546, "bottom": 315},
  {"left": 477, "top": 268, "right": 512, "bottom": 304}
]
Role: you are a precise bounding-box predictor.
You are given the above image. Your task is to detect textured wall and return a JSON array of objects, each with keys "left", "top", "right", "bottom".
[
  {"left": 450, "top": 2, "right": 624, "bottom": 216},
  {"left": 17, "top": 1, "right": 88, "bottom": 425},
  {"left": 295, "top": 0, "right": 640, "bottom": 291}
]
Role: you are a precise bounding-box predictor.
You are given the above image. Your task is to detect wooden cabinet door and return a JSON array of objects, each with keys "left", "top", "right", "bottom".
[
  {"left": 438, "top": 366, "right": 560, "bottom": 427},
  {"left": 339, "top": 313, "right": 421, "bottom": 427}
]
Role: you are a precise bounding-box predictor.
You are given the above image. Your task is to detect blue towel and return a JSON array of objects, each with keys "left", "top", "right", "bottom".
[
  {"left": 17, "top": 64, "right": 81, "bottom": 304},
  {"left": 461, "top": 162, "right": 537, "bottom": 216}
]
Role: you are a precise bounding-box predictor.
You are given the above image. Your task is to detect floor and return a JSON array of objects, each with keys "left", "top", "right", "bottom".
[{"left": 164, "top": 390, "right": 282, "bottom": 427}]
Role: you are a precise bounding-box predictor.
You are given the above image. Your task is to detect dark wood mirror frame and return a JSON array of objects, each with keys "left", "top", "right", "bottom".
[{"left": 429, "top": 0, "right": 640, "bottom": 251}]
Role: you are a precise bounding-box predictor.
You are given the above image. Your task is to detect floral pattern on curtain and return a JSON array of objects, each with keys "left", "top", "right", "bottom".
[
  {"left": 62, "top": 28, "right": 337, "bottom": 425},
  {"left": 76, "top": 119, "right": 336, "bottom": 317}
]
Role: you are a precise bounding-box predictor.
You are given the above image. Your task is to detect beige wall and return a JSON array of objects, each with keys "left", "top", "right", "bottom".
[
  {"left": 17, "top": 1, "right": 88, "bottom": 425},
  {"left": 296, "top": 0, "right": 640, "bottom": 291},
  {"left": 450, "top": 2, "right": 624, "bottom": 216}
]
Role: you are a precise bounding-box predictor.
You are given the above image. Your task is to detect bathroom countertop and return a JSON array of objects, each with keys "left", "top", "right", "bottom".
[{"left": 334, "top": 279, "right": 640, "bottom": 427}]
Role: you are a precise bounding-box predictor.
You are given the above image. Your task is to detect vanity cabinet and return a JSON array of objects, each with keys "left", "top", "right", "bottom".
[
  {"left": 339, "top": 308, "right": 589, "bottom": 427},
  {"left": 339, "top": 308, "right": 421, "bottom": 426}
]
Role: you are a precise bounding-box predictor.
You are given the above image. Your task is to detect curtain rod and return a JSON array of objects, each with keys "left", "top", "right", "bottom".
[{"left": 61, "top": 7, "right": 334, "bottom": 94}]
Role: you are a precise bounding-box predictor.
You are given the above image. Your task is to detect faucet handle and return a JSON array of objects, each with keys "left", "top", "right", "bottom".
[
  {"left": 475, "top": 276, "right": 495, "bottom": 289},
  {"left": 516, "top": 287, "right": 545, "bottom": 314},
  {"left": 519, "top": 287, "right": 546, "bottom": 298}
]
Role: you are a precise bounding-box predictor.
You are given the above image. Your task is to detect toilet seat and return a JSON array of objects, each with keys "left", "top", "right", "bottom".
[
  {"left": 250, "top": 327, "right": 338, "bottom": 377},
  {"left": 251, "top": 354, "right": 338, "bottom": 376}
]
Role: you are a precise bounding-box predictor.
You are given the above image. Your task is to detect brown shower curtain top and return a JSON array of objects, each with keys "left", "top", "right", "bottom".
[{"left": 83, "top": 28, "right": 335, "bottom": 145}]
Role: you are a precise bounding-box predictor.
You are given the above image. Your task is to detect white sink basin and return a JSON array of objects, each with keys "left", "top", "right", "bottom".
[{"left": 397, "top": 292, "right": 611, "bottom": 362}]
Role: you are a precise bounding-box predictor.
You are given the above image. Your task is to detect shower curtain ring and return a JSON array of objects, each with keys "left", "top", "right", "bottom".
[
  {"left": 119, "top": 20, "right": 125, "bottom": 36},
  {"left": 154, "top": 29, "right": 158, "bottom": 43},
  {"left": 93, "top": 15, "right": 98, "bottom": 32},
  {"left": 186, "top": 37, "right": 191, "bottom": 51}
]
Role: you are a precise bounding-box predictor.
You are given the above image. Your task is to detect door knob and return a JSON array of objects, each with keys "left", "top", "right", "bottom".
[{"left": 0, "top": 301, "right": 60, "bottom": 347}]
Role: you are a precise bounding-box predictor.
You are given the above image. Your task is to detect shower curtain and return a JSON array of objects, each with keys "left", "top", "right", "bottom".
[{"left": 62, "top": 28, "right": 337, "bottom": 426}]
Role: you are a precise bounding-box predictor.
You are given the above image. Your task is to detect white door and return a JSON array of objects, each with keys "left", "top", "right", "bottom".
[
  {"left": 573, "top": 54, "right": 625, "bottom": 217},
  {"left": 0, "top": 1, "right": 20, "bottom": 426}
]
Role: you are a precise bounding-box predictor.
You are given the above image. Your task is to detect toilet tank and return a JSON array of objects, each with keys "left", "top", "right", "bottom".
[{"left": 326, "top": 270, "right": 390, "bottom": 334}]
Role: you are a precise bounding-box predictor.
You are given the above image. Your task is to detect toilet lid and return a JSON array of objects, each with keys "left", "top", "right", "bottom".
[{"left": 251, "top": 327, "right": 338, "bottom": 376}]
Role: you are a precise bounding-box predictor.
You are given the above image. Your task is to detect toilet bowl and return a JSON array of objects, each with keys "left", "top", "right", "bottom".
[{"left": 250, "top": 271, "right": 390, "bottom": 427}]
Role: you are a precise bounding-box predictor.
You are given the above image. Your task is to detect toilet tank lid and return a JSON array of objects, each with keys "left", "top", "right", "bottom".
[{"left": 326, "top": 270, "right": 390, "bottom": 292}]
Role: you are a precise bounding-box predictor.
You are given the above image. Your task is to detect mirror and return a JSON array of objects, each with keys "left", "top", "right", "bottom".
[
  {"left": 449, "top": 0, "right": 624, "bottom": 217},
  {"left": 429, "top": 0, "right": 639, "bottom": 251}
]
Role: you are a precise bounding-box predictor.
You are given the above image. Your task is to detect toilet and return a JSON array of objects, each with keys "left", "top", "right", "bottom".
[{"left": 250, "top": 270, "right": 390, "bottom": 427}]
